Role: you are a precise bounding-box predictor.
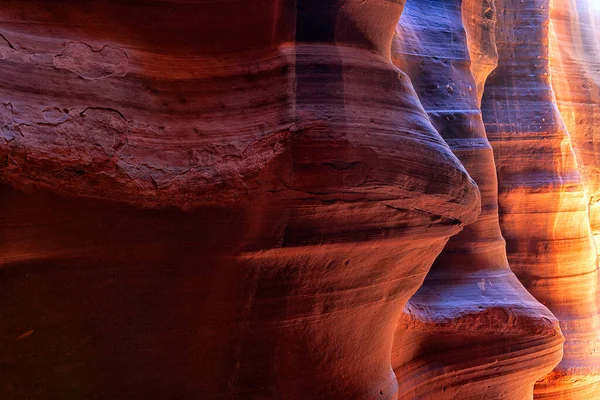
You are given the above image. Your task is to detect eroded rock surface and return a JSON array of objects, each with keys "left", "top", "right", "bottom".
[
  {"left": 0, "top": 1, "right": 479, "bottom": 399},
  {"left": 391, "top": 1, "right": 563, "bottom": 398},
  {"left": 2, "top": 0, "right": 600, "bottom": 399},
  {"left": 482, "top": 0, "right": 600, "bottom": 397}
]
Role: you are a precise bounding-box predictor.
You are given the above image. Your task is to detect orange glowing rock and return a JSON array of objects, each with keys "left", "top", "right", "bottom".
[
  {"left": 0, "top": 1, "right": 480, "bottom": 398},
  {"left": 391, "top": 1, "right": 563, "bottom": 398},
  {"left": 482, "top": 0, "right": 600, "bottom": 397},
  {"left": 1, "top": 0, "right": 600, "bottom": 398},
  {"left": 543, "top": 0, "right": 600, "bottom": 397}
]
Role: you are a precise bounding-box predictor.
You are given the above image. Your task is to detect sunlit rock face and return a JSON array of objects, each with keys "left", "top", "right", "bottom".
[
  {"left": 546, "top": 0, "right": 600, "bottom": 397},
  {"left": 0, "top": 1, "right": 481, "bottom": 399},
  {"left": 482, "top": 0, "right": 600, "bottom": 397},
  {"left": 391, "top": 1, "right": 563, "bottom": 398},
  {"left": 550, "top": 0, "right": 600, "bottom": 261},
  {"left": 3, "top": 0, "right": 600, "bottom": 398}
]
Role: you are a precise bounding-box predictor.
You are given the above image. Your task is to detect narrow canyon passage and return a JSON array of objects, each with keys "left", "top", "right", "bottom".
[
  {"left": 481, "top": 0, "right": 600, "bottom": 397},
  {"left": 392, "top": 1, "right": 563, "bottom": 397},
  {"left": 0, "top": 1, "right": 479, "bottom": 398},
  {"left": 1, "top": 1, "right": 600, "bottom": 399}
]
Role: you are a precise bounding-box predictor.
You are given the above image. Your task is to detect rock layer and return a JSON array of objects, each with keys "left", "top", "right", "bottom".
[
  {"left": 550, "top": 0, "right": 600, "bottom": 260},
  {"left": 482, "top": 0, "right": 600, "bottom": 397},
  {"left": 391, "top": 1, "right": 563, "bottom": 398},
  {"left": 0, "top": 1, "right": 480, "bottom": 399},
  {"left": 3, "top": 0, "right": 600, "bottom": 398}
]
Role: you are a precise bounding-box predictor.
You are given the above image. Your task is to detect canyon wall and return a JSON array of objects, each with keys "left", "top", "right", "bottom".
[
  {"left": 1, "top": 0, "right": 600, "bottom": 399},
  {"left": 550, "top": 0, "right": 600, "bottom": 260},
  {"left": 481, "top": 0, "right": 600, "bottom": 397},
  {"left": 0, "top": 1, "right": 480, "bottom": 399},
  {"left": 391, "top": 0, "right": 563, "bottom": 398}
]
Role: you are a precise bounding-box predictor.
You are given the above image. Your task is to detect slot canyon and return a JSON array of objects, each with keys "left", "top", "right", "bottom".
[{"left": 0, "top": 0, "right": 599, "bottom": 399}]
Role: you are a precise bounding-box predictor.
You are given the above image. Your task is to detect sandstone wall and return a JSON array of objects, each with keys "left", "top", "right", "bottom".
[
  {"left": 0, "top": 1, "right": 480, "bottom": 399},
  {"left": 1, "top": 1, "right": 600, "bottom": 399}
]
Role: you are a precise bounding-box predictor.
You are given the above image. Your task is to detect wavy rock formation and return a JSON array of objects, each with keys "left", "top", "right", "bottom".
[
  {"left": 3, "top": 0, "right": 600, "bottom": 398},
  {"left": 550, "top": 0, "right": 600, "bottom": 260},
  {"left": 391, "top": 1, "right": 563, "bottom": 398},
  {"left": 0, "top": 1, "right": 480, "bottom": 399},
  {"left": 546, "top": 0, "right": 600, "bottom": 397},
  {"left": 482, "top": 0, "right": 600, "bottom": 397}
]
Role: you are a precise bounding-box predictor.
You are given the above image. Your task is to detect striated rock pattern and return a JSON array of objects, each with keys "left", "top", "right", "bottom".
[
  {"left": 550, "top": 0, "right": 600, "bottom": 260},
  {"left": 482, "top": 0, "right": 600, "bottom": 397},
  {"left": 2, "top": 0, "right": 600, "bottom": 399},
  {"left": 391, "top": 1, "right": 563, "bottom": 398},
  {"left": 0, "top": 1, "right": 480, "bottom": 399},
  {"left": 546, "top": 0, "right": 600, "bottom": 397}
]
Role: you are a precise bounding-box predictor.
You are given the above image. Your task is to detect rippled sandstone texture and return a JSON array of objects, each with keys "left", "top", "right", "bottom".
[
  {"left": 545, "top": 0, "right": 600, "bottom": 397},
  {"left": 391, "top": 0, "right": 563, "bottom": 398},
  {"left": 3, "top": 0, "right": 600, "bottom": 399},
  {"left": 550, "top": 0, "right": 600, "bottom": 261},
  {"left": 0, "top": 1, "right": 481, "bottom": 399},
  {"left": 482, "top": 0, "right": 600, "bottom": 397}
]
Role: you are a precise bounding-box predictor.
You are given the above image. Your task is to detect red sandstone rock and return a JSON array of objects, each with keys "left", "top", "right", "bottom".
[
  {"left": 0, "top": 1, "right": 480, "bottom": 399},
  {"left": 482, "top": 0, "right": 600, "bottom": 397},
  {"left": 549, "top": 1, "right": 600, "bottom": 258},
  {"left": 549, "top": 2, "right": 600, "bottom": 253},
  {"left": 391, "top": 1, "right": 563, "bottom": 398},
  {"left": 543, "top": 0, "right": 600, "bottom": 397},
  {"left": 3, "top": 1, "right": 600, "bottom": 398}
]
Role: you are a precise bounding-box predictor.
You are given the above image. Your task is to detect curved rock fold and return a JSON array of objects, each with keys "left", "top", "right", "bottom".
[{"left": 2, "top": 0, "right": 600, "bottom": 399}]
